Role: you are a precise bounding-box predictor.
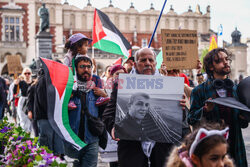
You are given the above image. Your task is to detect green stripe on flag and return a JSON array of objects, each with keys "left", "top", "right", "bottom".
[
  {"left": 62, "top": 67, "right": 87, "bottom": 148},
  {"left": 156, "top": 50, "right": 163, "bottom": 69},
  {"left": 93, "top": 39, "right": 127, "bottom": 58}
]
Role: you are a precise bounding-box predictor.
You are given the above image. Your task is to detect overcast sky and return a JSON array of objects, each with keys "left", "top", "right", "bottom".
[{"left": 66, "top": 0, "right": 250, "bottom": 43}]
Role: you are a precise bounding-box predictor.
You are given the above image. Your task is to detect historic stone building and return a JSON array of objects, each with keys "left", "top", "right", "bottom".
[
  {"left": 227, "top": 28, "right": 248, "bottom": 81},
  {"left": 0, "top": 0, "right": 248, "bottom": 79}
]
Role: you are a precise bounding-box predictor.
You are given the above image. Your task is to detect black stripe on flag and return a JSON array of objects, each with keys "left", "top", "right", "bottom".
[{"left": 96, "top": 9, "right": 131, "bottom": 50}]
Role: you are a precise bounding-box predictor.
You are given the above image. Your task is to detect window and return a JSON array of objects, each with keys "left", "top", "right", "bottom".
[
  {"left": 141, "top": 38, "right": 148, "bottom": 47},
  {"left": 4, "top": 16, "right": 21, "bottom": 41}
]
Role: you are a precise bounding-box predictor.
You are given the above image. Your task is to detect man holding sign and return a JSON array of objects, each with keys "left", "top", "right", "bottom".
[{"left": 103, "top": 48, "right": 186, "bottom": 167}]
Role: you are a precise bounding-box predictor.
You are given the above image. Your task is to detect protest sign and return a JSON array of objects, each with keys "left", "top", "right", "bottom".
[
  {"left": 161, "top": 29, "right": 198, "bottom": 70},
  {"left": 115, "top": 74, "right": 184, "bottom": 143},
  {"left": 6, "top": 55, "right": 23, "bottom": 75}
]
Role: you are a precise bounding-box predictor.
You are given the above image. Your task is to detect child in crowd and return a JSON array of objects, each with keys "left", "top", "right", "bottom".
[
  {"left": 64, "top": 33, "right": 92, "bottom": 68},
  {"left": 166, "top": 123, "right": 234, "bottom": 167}
]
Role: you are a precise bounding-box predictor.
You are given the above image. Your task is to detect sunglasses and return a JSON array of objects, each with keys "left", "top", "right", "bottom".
[
  {"left": 24, "top": 72, "right": 31, "bottom": 75},
  {"left": 79, "top": 65, "right": 92, "bottom": 69}
]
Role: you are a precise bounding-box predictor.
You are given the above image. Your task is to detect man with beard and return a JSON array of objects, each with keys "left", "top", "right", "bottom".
[
  {"left": 188, "top": 48, "right": 249, "bottom": 167},
  {"left": 64, "top": 54, "right": 107, "bottom": 167}
]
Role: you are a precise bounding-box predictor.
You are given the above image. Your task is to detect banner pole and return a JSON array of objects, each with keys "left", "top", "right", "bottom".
[
  {"left": 148, "top": 0, "right": 168, "bottom": 48},
  {"left": 92, "top": 46, "right": 94, "bottom": 59}
]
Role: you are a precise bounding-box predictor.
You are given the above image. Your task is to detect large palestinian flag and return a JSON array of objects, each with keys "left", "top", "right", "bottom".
[
  {"left": 40, "top": 58, "right": 86, "bottom": 150},
  {"left": 92, "top": 8, "right": 131, "bottom": 58}
]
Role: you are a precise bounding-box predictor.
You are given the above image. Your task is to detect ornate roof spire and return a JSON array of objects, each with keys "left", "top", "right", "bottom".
[
  {"left": 206, "top": 5, "right": 210, "bottom": 13},
  {"left": 170, "top": 5, "right": 174, "bottom": 11},
  {"left": 231, "top": 27, "right": 241, "bottom": 44},
  {"left": 188, "top": 6, "right": 192, "bottom": 12},
  {"left": 130, "top": 2, "right": 134, "bottom": 8},
  {"left": 109, "top": 0, "right": 113, "bottom": 7},
  {"left": 64, "top": 0, "right": 69, "bottom": 5},
  {"left": 196, "top": 4, "right": 202, "bottom": 14},
  {"left": 87, "top": 0, "right": 91, "bottom": 6},
  {"left": 150, "top": 3, "right": 154, "bottom": 10}
]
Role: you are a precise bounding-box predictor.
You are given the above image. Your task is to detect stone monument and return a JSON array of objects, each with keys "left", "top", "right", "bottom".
[{"left": 35, "top": 3, "right": 53, "bottom": 60}]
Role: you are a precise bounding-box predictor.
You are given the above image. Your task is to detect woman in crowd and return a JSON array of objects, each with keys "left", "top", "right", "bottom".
[
  {"left": 166, "top": 123, "right": 234, "bottom": 167},
  {"left": 27, "top": 76, "right": 39, "bottom": 137},
  {"left": 14, "top": 67, "right": 33, "bottom": 133}
]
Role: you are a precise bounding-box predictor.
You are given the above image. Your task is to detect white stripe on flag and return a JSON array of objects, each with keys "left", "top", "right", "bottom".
[
  {"left": 102, "top": 27, "right": 129, "bottom": 57},
  {"left": 54, "top": 88, "right": 82, "bottom": 150}
]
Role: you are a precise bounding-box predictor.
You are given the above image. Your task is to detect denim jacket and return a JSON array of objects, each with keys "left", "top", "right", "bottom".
[
  {"left": 69, "top": 90, "right": 99, "bottom": 144},
  {"left": 68, "top": 75, "right": 102, "bottom": 145}
]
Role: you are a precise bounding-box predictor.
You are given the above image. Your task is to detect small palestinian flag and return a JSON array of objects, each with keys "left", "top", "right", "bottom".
[
  {"left": 40, "top": 58, "right": 86, "bottom": 150},
  {"left": 92, "top": 8, "right": 131, "bottom": 58},
  {"left": 113, "top": 57, "right": 123, "bottom": 65}
]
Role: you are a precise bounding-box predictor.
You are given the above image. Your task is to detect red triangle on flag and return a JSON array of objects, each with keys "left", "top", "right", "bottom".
[
  {"left": 113, "top": 57, "right": 122, "bottom": 65},
  {"left": 128, "top": 49, "right": 132, "bottom": 58},
  {"left": 92, "top": 9, "right": 107, "bottom": 45},
  {"left": 41, "top": 58, "right": 69, "bottom": 99}
]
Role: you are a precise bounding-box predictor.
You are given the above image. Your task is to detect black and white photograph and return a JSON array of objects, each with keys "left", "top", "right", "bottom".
[{"left": 115, "top": 74, "right": 184, "bottom": 143}]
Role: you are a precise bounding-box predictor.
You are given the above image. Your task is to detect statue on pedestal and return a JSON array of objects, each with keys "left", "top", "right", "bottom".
[{"left": 38, "top": 3, "right": 49, "bottom": 33}]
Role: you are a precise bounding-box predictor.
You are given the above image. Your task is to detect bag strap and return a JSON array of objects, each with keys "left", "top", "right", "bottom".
[{"left": 81, "top": 92, "right": 91, "bottom": 117}]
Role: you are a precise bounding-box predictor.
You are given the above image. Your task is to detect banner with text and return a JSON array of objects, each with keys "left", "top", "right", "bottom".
[
  {"left": 115, "top": 74, "right": 184, "bottom": 143},
  {"left": 6, "top": 55, "right": 23, "bottom": 75},
  {"left": 161, "top": 29, "right": 198, "bottom": 70}
]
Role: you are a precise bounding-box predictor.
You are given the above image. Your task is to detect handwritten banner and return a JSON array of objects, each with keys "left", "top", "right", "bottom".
[
  {"left": 161, "top": 29, "right": 198, "bottom": 70},
  {"left": 6, "top": 55, "right": 23, "bottom": 75}
]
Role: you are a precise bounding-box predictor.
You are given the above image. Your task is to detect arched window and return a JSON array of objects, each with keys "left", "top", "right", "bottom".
[
  {"left": 125, "top": 17, "right": 130, "bottom": 31},
  {"left": 175, "top": 19, "right": 179, "bottom": 29},
  {"left": 115, "top": 16, "right": 119, "bottom": 28},
  {"left": 70, "top": 14, "right": 75, "bottom": 28},
  {"left": 184, "top": 19, "right": 188, "bottom": 29},
  {"left": 203, "top": 20, "right": 207, "bottom": 33},
  {"left": 146, "top": 17, "right": 150, "bottom": 31},
  {"left": 50, "top": 7, "right": 55, "bottom": 24},
  {"left": 194, "top": 20, "right": 198, "bottom": 30},
  {"left": 82, "top": 14, "right": 86, "bottom": 29},
  {"left": 165, "top": 19, "right": 169, "bottom": 29}
]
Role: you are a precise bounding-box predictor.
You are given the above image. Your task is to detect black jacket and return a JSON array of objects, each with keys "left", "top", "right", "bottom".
[
  {"left": 34, "top": 75, "right": 47, "bottom": 120},
  {"left": 27, "top": 84, "right": 36, "bottom": 116},
  {"left": 0, "top": 77, "right": 7, "bottom": 104}
]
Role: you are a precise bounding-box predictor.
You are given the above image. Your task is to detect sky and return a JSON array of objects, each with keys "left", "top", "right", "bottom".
[{"left": 66, "top": 0, "right": 250, "bottom": 43}]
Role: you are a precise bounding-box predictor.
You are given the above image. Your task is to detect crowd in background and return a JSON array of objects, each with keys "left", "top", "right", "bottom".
[{"left": 0, "top": 33, "right": 249, "bottom": 167}]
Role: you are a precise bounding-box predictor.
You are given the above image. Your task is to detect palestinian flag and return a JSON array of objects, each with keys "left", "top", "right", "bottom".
[
  {"left": 113, "top": 57, "right": 122, "bottom": 65},
  {"left": 92, "top": 8, "right": 131, "bottom": 58},
  {"left": 40, "top": 58, "right": 86, "bottom": 150}
]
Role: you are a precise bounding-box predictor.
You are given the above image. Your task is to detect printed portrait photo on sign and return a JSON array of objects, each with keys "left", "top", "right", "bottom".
[{"left": 115, "top": 74, "right": 184, "bottom": 143}]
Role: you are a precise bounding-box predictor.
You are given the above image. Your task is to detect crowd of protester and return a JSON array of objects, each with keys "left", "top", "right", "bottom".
[{"left": 0, "top": 33, "right": 249, "bottom": 167}]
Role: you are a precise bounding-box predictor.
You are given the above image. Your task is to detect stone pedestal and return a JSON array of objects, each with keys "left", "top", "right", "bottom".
[{"left": 36, "top": 31, "right": 53, "bottom": 59}]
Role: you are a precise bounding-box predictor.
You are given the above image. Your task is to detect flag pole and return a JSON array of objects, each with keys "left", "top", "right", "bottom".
[
  {"left": 148, "top": 0, "right": 168, "bottom": 48},
  {"left": 92, "top": 45, "right": 94, "bottom": 58}
]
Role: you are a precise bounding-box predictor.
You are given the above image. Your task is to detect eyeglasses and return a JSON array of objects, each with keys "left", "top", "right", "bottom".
[
  {"left": 79, "top": 65, "right": 92, "bottom": 69},
  {"left": 24, "top": 72, "right": 31, "bottom": 75}
]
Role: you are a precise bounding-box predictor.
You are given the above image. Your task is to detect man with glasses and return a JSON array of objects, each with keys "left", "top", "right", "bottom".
[
  {"left": 64, "top": 54, "right": 107, "bottom": 167},
  {"left": 188, "top": 48, "right": 249, "bottom": 167}
]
